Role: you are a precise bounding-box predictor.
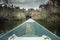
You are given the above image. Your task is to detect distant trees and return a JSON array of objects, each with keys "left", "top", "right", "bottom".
[
  {"left": 0, "top": 4, "right": 26, "bottom": 35},
  {"left": 39, "top": 0, "right": 60, "bottom": 14},
  {"left": 39, "top": 0, "right": 60, "bottom": 37},
  {"left": 15, "top": 7, "right": 20, "bottom": 9}
]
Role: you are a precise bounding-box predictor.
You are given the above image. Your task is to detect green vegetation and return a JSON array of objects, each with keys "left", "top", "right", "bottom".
[
  {"left": 14, "top": 12, "right": 26, "bottom": 20},
  {"left": 32, "top": 13, "right": 47, "bottom": 20},
  {"left": 0, "top": 6, "right": 26, "bottom": 34}
]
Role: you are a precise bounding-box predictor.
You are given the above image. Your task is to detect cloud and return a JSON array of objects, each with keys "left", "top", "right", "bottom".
[
  {"left": 11, "top": 0, "right": 47, "bottom": 4},
  {"left": 15, "top": 0, "right": 26, "bottom": 3},
  {"left": 9, "top": 0, "right": 48, "bottom": 9}
]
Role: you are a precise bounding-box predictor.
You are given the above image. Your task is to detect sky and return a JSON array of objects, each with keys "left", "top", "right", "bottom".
[
  {"left": 11, "top": 0, "right": 49, "bottom": 9},
  {"left": 0, "top": 0, "right": 49, "bottom": 9}
]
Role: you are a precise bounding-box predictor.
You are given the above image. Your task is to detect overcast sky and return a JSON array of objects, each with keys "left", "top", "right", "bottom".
[{"left": 10, "top": 0, "right": 49, "bottom": 9}]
